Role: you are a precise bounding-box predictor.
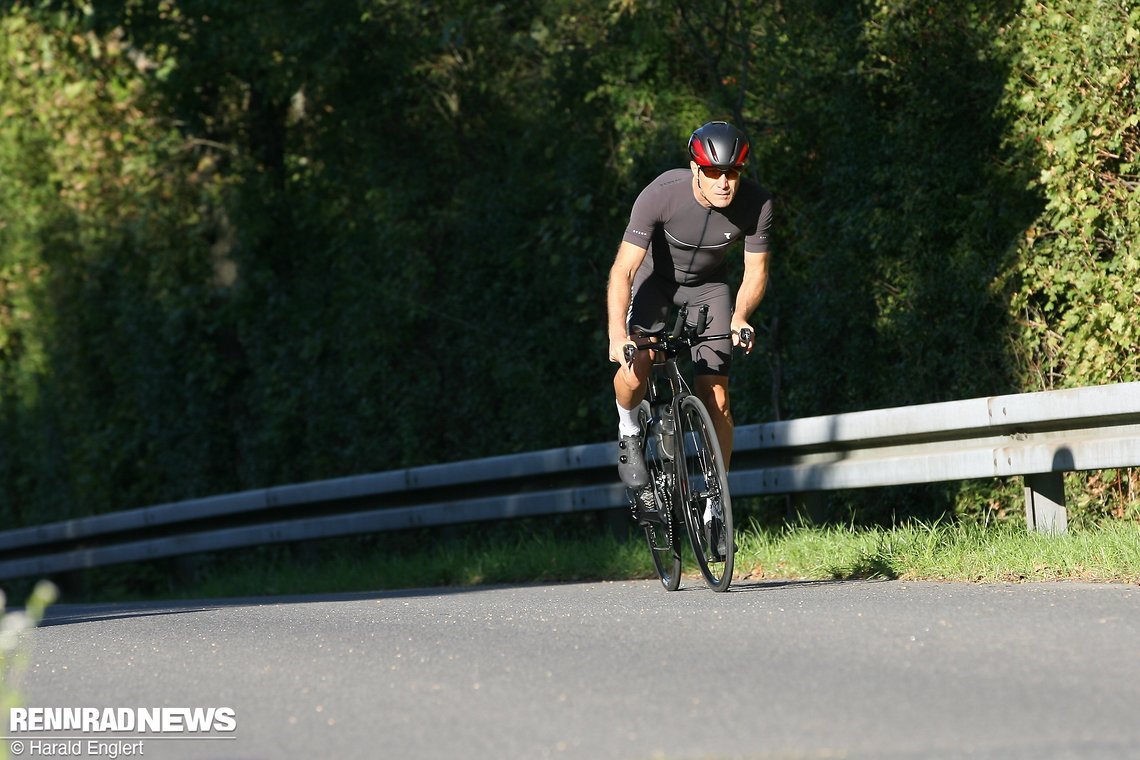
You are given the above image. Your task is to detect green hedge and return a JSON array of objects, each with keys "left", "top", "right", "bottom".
[
  {"left": 1002, "top": 0, "right": 1140, "bottom": 387},
  {"left": 1, "top": 0, "right": 1137, "bottom": 528}
]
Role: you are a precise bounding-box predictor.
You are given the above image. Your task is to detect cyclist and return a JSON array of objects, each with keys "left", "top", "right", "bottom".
[{"left": 606, "top": 120, "right": 773, "bottom": 489}]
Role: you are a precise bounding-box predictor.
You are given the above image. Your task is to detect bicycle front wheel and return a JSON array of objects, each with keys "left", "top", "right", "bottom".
[
  {"left": 676, "top": 395, "right": 734, "bottom": 591},
  {"left": 637, "top": 401, "right": 682, "bottom": 591}
]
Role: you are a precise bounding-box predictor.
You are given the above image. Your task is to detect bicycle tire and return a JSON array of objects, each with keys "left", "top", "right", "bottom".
[
  {"left": 637, "top": 401, "right": 682, "bottom": 591},
  {"left": 676, "top": 395, "right": 734, "bottom": 591}
]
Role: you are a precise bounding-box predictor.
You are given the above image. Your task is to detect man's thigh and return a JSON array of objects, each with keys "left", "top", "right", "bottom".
[{"left": 681, "top": 281, "right": 732, "bottom": 376}]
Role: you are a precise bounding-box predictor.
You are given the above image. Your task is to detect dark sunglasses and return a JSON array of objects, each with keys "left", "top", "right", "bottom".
[{"left": 699, "top": 165, "right": 743, "bottom": 180}]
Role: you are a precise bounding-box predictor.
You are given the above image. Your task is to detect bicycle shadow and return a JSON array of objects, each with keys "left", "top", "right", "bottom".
[{"left": 724, "top": 577, "right": 890, "bottom": 593}]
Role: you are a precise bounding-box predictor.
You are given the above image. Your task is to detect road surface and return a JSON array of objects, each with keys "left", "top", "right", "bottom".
[{"left": 10, "top": 578, "right": 1140, "bottom": 759}]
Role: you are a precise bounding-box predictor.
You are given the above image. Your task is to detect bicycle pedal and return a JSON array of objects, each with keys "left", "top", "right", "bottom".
[{"left": 706, "top": 540, "right": 737, "bottom": 562}]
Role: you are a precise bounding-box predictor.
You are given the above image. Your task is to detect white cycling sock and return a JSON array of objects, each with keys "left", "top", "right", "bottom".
[{"left": 616, "top": 401, "right": 640, "bottom": 438}]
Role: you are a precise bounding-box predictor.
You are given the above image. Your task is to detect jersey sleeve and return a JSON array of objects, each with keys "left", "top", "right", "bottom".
[
  {"left": 744, "top": 192, "right": 774, "bottom": 254},
  {"left": 621, "top": 181, "right": 662, "bottom": 250}
]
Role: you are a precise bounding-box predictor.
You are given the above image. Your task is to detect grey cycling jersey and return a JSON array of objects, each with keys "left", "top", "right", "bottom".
[{"left": 621, "top": 168, "right": 773, "bottom": 285}]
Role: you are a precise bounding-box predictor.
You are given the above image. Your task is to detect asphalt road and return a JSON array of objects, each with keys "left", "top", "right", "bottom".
[{"left": 11, "top": 579, "right": 1140, "bottom": 759}]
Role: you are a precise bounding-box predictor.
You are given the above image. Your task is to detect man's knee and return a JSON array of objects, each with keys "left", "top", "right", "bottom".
[
  {"left": 697, "top": 376, "right": 732, "bottom": 419},
  {"left": 615, "top": 353, "right": 652, "bottom": 395}
]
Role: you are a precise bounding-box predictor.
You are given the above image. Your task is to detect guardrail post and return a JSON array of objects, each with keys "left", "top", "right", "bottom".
[{"left": 1023, "top": 472, "right": 1067, "bottom": 535}]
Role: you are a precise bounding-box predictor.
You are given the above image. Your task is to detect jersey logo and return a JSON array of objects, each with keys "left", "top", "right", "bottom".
[{"left": 724, "top": 232, "right": 732, "bottom": 239}]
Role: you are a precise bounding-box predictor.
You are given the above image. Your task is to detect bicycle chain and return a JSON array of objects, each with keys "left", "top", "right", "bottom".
[{"left": 647, "top": 472, "right": 676, "bottom": 551}]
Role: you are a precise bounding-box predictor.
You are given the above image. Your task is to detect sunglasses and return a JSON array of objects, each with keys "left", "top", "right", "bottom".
[{"left": 699, "top": 165, "right": 743, "bottom": 180}]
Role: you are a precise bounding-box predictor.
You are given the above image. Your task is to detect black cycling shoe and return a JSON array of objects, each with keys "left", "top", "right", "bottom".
[
  {"left": 617, "top": 433, "right": 649, "bottom": 488},
  {"left": 705, "top": 519, "right": 735, "bottom": 562}
]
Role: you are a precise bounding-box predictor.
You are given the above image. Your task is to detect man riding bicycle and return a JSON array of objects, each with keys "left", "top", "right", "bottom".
[{"left": 606, "top": 120, "right": 773, "bottom": 489}]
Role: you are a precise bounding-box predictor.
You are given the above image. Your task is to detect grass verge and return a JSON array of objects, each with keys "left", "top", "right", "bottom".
[
  {"left": 94, "top": 518, "right": 1140, "bottom": 602},
  {"left": 739, "top": 519, "right": 1140, "bottom": 584}
]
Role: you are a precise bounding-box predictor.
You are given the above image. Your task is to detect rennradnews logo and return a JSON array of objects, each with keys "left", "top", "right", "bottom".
[{"left": 10, "top": 706, "right": 236, "bottom": 733}]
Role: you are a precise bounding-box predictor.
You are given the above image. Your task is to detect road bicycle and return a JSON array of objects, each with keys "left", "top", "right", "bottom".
[{"left": 623, "top": 303, "right": 751, "bottom": 592}]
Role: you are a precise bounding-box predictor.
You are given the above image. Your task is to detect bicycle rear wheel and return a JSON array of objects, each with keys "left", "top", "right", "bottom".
[
  {"left": 636, "top": 401, "right": 682, "bottom": 591},
  {"left": 676, "top": 395, "right": 734, "bottom": 591}
]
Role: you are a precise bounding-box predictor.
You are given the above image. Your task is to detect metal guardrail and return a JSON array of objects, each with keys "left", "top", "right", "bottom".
[
  {"left": 732, "top": 381, "right": 1140, "bottom": 534},
  {"left": 1, "top": 382, "right": 1138, "bottom": 580}
]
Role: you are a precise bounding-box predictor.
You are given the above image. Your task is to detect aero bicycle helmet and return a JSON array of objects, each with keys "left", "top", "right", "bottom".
[{"left": 687, "top": 121, "right": 750, "bottom": 170}]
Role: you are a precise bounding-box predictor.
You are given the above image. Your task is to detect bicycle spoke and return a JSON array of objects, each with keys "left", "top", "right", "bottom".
[{"left": 677, "top": 396, "right": 734, "bottom": 591}]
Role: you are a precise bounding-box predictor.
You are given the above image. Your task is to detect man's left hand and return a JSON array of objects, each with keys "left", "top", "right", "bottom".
[{"left": 731, "top": 322, "right": 755, "bottom": 355}]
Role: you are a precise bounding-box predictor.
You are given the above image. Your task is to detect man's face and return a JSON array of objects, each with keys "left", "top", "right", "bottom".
[{"left": 691, "top": 161, "right": 741, "bottom": 208}]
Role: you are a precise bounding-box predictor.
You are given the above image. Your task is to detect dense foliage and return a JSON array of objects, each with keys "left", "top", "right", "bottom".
[
  {"left": 1, "top": 0, "right": 1136, "bottom": 527},
  {"left": 1002, "top": 0, "right": 1140, "bottom": 386}
]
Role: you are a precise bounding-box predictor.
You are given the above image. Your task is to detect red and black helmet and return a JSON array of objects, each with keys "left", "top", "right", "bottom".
[{"left": 687, "top": 121, "right": 750, "bottom": 170}]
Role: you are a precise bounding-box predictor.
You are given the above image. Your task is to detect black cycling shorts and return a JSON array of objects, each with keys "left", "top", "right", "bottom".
[{"left": 627, "top": 270, "right": 732, "bottom": 377}]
